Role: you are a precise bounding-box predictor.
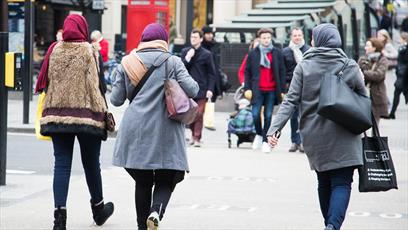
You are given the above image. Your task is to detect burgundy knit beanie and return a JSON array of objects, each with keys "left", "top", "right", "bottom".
[{"left": 140, "top": 23, "right": 168, "bottom": 42}]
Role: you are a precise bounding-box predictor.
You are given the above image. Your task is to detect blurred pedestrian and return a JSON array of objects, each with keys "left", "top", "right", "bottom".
[
  {"left": 389, "top": 32, "right": 408, "bottom": 119},
  {"left": 267, "top": 23, "right": 366, "bottom": 230},
  {"left": 181, "top": 29, "right": 216, "bottom": 147},
  {"left": 202, "top": 25, "right": 224, "bottom": 103},
  {"left": 244, "top": 27, "right": 286, "bottom": 153},
  {"left": 358, "top": 37, "right": 389, "bottom": 125},
  {"left": 282, "top": 27, "right": 310, "bottom": 153},
  {"left": 91, "top": 30, "right": 110, "bottom": 63},
  {"left": 238, "top": 38, "right": 259, "bottom": 85},
  {"left": 55, "top": 29, "right": 64, "bottom": 42},
  {"left": 377, "top": 29, "right": 398, "bottom": 68},
  {"left": 378, "top": 8, "right": 392, "bottom": 32},
  {"left": 35, "top": 14, "right": 114, "bottom": 230},
  {"left": 401, "top": 15, "right": 408, "bottom": 33},
  {"left": 110, "top": 23, "right": 199, "bottom": 230},
  {"left": 55, "top": 29, "right": 63, "bottom": 42}
]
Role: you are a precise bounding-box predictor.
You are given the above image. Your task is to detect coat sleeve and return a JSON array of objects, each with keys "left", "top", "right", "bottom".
[
  {"left": 244, "top": 53, "right": 252, "bottom": 91},
  {"left": 180, "top": 47, "right": 193, "bottom": 68},
  {"left": 358, "top": 56, "right": 370, "bottom": 71},
  {"left": 267, "top": 64, "right": 303, "bottom": 137},
  {"left": 206, "top": 53, "right": 216, "bottom": 93},
  {"left": 282, "top": 48, "right": 291, "bottom": 83},
  {"left": 347, "top": 61, "right": 368, "bottom": 96},
  {"left": 172, "top": 57, "right": 199, "bottom": 98},
  {"left": 383, "top": 43, "right": 398, "bottom": 59},
  {"left": 279, "top": 50, "right": 287, "bottom": 91},
  {"left": 363, "top": 57, "right": 388, "bottom": 83},
  {"left": 110, "top": 64, "right": 127, "bottom": 106},
  {"left": 238, "top": 55, "right": 247, "bottom": 85}
]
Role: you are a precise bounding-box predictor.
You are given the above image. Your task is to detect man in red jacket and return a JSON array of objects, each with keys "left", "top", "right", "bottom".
[
  {"left": 244, "top": 28, "right": 286, "bottom": 153},
  {"left": 91, "top": 30, "right": 109, "bottom": 63}
]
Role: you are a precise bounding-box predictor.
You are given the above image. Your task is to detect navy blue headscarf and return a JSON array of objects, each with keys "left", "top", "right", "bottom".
[{"left": 312, "top": 23, "right": 342, "bottom": 48}]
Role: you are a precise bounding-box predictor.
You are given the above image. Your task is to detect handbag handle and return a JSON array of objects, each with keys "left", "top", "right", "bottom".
[
  {"left": 364, "top": 111, "right": 381, "bottom": 138},
  {"left": 337, "top": 59, "right": 350, "bottom": 78},
  {"left": 130, "top": 52, "right": 172, "bottom": 102},
  {"left": 92, "top": 54, "right": 109, "bottom": 109}
]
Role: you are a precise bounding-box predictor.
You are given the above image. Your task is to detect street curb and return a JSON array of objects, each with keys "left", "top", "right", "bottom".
[
  {"left": 7, "top": 127, "right": 35, "bottom": 134},
  {"left": 7, "top": 127, "right": 118, "bottom": 138}
]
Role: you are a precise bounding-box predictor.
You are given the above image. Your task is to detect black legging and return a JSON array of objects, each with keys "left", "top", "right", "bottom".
[
  {"left": 125, "top": 169, "right": 184, "bottom": 230},
  {"left": 390, "top": 87, "right": 404, "bottom": 116}
]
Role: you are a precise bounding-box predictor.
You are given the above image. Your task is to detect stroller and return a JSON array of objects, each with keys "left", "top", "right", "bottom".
[{"left": 227, "top": 90, "right": 256, "bottom": 148}]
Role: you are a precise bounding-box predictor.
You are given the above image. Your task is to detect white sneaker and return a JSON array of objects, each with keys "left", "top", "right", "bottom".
[
  {"left": 252, "top": 135, "right": 263, "bottom": 150},
  {"left": 147, "top": 211, "right": 159, "bottom": 230},
  {"left": 262, "top": 142, "right": 271, "bottom": 153}
]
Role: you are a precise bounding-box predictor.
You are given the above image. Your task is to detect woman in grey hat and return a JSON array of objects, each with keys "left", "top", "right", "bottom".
[{"left": 267, "top": 23, "right": 366, "bottom": 230}]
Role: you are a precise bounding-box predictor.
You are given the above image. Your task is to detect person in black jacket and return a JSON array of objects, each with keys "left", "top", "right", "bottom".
[
  {"left": 282, "top": 27, "right": 310, "bottom": 153},
  {"left": 244, "top": 27, "right": 286, "bottom": 153},
  {"left": 201, "top": 26, "right": 222, "bottom": 100},
  {"left": 181, "top": 29, "right": 216, "bottom": 147},
  {"left": 401, "top": 16, "right": 408, "bottom": 33},
  {"left": 389, "top": 32, "right": 408, "bottom": 119},
  {"left": 201, "top": 25, "right": 222, "bottom": 131}
]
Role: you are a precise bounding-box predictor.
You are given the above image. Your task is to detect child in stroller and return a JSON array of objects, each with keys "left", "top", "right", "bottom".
[{"left": 227, "top": 98, "right": 256, "bottom": 148}]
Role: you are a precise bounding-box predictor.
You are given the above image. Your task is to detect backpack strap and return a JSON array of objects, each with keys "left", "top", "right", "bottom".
[{"left": 130, "top": 52, "right": 172, "bottom": 102}]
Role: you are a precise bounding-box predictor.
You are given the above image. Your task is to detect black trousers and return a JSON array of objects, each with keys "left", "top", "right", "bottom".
[
  {"left": 390, "top": 87, "right": 404, "bottom": 116},
  {"left": 125, "top": 169, "right": 184, "bottom": 230}
]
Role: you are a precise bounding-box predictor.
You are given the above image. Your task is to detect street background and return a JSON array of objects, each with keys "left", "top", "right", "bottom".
[{"left": 1, "top": 69, "right": 407, "bottom": 230}]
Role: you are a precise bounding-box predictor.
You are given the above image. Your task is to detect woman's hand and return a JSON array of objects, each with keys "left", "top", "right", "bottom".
[{"left": 267, "top": 133, "right": 280, "bottom": 148}]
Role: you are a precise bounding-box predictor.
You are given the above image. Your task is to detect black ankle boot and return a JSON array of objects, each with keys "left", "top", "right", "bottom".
[
  {"left": 53, "top": 207, "right": 66, "bottom": 230},
  {"left": 91, "top": 200, "right": 114, "bottom": 226}
]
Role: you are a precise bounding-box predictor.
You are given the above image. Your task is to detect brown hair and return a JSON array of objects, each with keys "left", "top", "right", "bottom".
[
  {"left": 368, "top": 37, "right": 384, "bottom": 52},
  {"left": 257, "top": 28, "right": 273, "bottom": 37},
  {"left": 290, "top": 27, "right": 303, "bottom": 35},
  {"left": 191, "top": 29, "right": 203, "bottom": 38}
]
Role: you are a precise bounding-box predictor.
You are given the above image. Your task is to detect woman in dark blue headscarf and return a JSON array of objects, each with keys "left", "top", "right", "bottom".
[{"left": 267, "top": 23, "right": 367, "bottom": 230}]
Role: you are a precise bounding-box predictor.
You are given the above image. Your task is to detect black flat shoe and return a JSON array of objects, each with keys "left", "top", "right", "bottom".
[{"left": 389, "top": 113, "right": 395, "bottom": 119}]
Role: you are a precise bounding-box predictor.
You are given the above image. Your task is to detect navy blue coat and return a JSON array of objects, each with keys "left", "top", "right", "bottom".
[
  {"left": 244, "top": 46, "right": 286, "bottom": 104},
  {"left": 181, "top": 46, "right": 216, "bottom": 99},
  {"left": 282, "top": 44, "right": 310, "bottom": 86}
]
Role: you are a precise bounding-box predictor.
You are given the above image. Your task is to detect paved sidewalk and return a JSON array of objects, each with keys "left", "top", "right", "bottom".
[{"left": 2, "top": 70, "right": 407, "bottom": 230}]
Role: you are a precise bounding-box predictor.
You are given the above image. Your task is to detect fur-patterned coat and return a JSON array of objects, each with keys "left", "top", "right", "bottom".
[
  {"left": 358, "top": 54, "right": 389, "bottom": 120},
  {"left": 40, "top": 41, "right": 107, "bottom": 140}
]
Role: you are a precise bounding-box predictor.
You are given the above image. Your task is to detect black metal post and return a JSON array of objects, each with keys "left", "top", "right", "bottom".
[
  {"left": 364, "top": 1, "right": 371, "bottom": 39},
  {"left": 0, "top": 0, "right": 9, "bottom": 186},
  {"left": 186, "top": 0, "right": 194, "bottom": 45},
  {"left": 351, "top": 7, "right": 359, "bottom": 61},
  {"left": 336, "top": 12, "right": 345, "bottom": 51},
  {"left": 23, "top": 0, "right": 33, "bottom": 124},
  {"left": 0, "top": 32, "right": 8, "bottom": 186}
]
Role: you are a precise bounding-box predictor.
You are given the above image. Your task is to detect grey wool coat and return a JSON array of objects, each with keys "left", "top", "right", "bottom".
[
  {"left": 110, "top": 50, "right": 199, "bottom": 171},
  {"left": 267, "top": 47, "right": 366, "bottom": 172}
]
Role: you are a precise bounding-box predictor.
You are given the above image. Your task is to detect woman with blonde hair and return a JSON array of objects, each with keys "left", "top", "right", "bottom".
[{"left": 377, "top": 29, "right": 398, "bottom": 67}]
